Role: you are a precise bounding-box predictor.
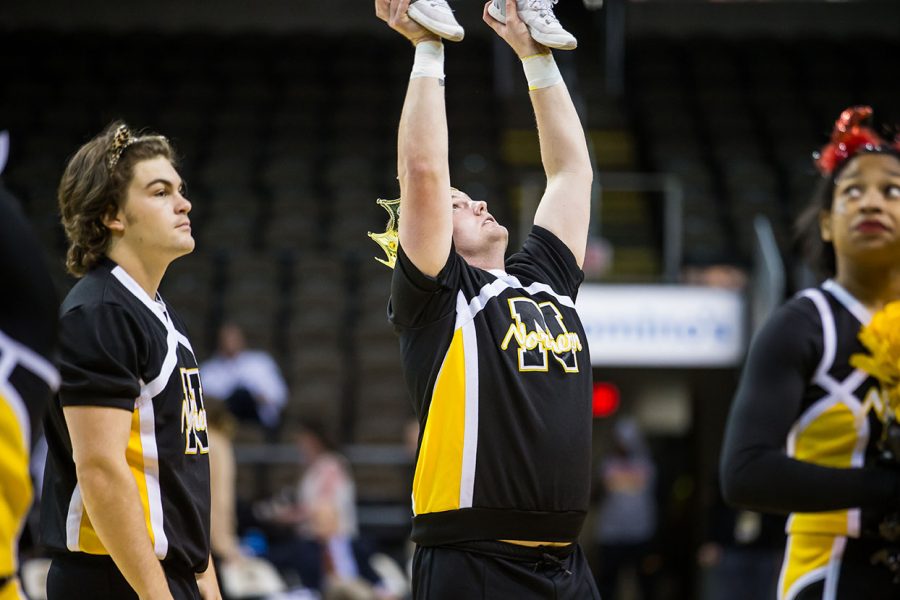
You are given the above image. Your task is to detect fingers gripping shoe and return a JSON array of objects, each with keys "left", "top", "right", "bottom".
[
  {"left": 407, "top": 0, "right": 465, "bottom": 42},
  {"left": 488, "top": 0, "right": 577, "bottom": 50}
]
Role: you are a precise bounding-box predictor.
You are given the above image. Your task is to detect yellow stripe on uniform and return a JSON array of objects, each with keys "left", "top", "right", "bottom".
[
  {"left": 413, "top": 329, "right": 467, "bottom": 515},
  {"left": 75, "top": 407, "right": 153, "bottom": 554},
  {"left": 0, "top": 391, "right": 30, "bottom": 577},
  {"left": 789, "top": 403, "right": 857, "bottom": 536},
  {"left": 126, "top": 404, "right": 154, "bottom": 545},
  {"left": 779, "top": 533, "right": 840, "bottom": 599}
]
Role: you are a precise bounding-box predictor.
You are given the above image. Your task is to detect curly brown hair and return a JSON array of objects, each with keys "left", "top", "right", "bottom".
[{"left": 58, "top": 121, "right": 176, "bottom": 277}]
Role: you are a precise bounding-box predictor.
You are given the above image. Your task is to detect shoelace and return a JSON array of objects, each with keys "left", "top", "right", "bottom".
[{"left": 526, "top": 0, "right": 561, "bottom": 24}]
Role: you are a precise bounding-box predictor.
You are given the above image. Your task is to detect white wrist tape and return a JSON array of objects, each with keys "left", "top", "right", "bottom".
[
  {"left": 410, "top": 40, "right": 445, "bottom": 83},
  {"left": 522, "top": 52, "right": 562, "bottom": 91}
]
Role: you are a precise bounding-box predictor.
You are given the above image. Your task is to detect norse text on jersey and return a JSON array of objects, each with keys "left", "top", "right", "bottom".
[
  {"left": 500, "top": 296, "right": 583, "bottom": 373},
  {"left": 179, "top": 367, "right": 208, "bottom": 454}
]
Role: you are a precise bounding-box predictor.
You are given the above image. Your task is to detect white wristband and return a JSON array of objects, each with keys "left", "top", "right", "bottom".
[
  {"left": 522, "top": 52, "right": 562, "bottom": 91},
  {"left": 410, "top": 40, "right": 445, "bottom": 83}
]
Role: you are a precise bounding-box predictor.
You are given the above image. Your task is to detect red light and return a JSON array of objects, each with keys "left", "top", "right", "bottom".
[{"left": 592, "top": 382, "right": 620, "bottom": 418}]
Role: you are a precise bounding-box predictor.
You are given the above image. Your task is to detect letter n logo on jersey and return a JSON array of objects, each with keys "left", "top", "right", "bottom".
[
  {"left": 500, "top": 297, "right": 582, "bottom": 373},
  {"left": 180, "top": 368, "right": 209, "bottom": 454}
]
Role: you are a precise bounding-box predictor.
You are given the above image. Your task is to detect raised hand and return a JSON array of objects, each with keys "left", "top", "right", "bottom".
[
  {"left": 376, "top": 0, "right": 441, "bottom": 45},
  {"left": 482, "top": 0, "right": 547, "bottom": 58}
]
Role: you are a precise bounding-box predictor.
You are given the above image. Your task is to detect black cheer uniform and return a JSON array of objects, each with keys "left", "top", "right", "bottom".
[
  {"left": 721, "top": 279, "right": 900, "bottom": 600},
  {"left": 390, "top": 226, "right": 600, "bottom": 600},
  {"left": 41, "top": 258, "right": 210, "bottom": 599},
  {"left": 0, "top": 188, "right": 59, "bottom": 599}
]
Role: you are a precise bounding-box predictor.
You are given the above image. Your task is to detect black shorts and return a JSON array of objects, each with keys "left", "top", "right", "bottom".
[
  {"left": 412, "top": 540, "right": 601, "bottom": 600},
  {"left": 46, "top": 553, "right": 200, "bottom": 600}
]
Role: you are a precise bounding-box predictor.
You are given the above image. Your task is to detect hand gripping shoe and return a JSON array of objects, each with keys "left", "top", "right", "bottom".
[
  {"left": 407, "top": 0, "right": 465, "bottom": 42},
  {"left": 488, "top": 0, "right": 577, "bottom": 50}
]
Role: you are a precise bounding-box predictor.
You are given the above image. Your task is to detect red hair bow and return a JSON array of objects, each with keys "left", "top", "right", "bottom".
[{"left": 814, "top": 106, "right": 900, "bottom": 176}]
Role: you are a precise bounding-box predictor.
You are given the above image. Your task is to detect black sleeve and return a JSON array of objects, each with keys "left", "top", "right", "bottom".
[
  {"left": 720, "top": 299, "right": 900, "bottom": 513},
  {"left": 506, "top": 226, "right": 585, "bottom": 300},
  {"left": 58, "top": 303, "right": 145, "bottom": 411},
  {"left": 0, "top": 186, "right": 58, "bottom": 360},
  {"left": 389, "top": 244, "right": 461, "bottom": 330}
]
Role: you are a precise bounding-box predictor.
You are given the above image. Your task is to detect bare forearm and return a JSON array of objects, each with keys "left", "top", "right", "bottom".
[
  {"left": 196, "top": 556, "right": 222, "bottom": 600},
  {"left": 529, "top": 78, "right": 592, "bottom": 263},
  {"left": 531, "top": 83, "right": 592, "bottom": 179},
  {"left": 398, "top": 76, "right": 449, "bottom": 190},
  {"left": 78, "top": 463, "right": 172, "bottom": 600},
  {"left": 396, "top": 53, "right": 453, "bottom": 275}
]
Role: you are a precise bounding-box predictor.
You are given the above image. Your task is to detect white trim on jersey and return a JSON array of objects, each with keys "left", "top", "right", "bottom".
[
  {"left": 0, "top": 327, "right": 59, "bottom": 566},
  {"left": 458, "top": 271, "right": 576, "bottom": 329},
  {"left": 488, "top": 270, "right": 577, "bottom": 308},
  {"left": 0, "top": 378, "right": 33, "bottom": 571},
  {"left": 786, "top": 288, "right": 872, "bottom": 538},
  {"left": 823, "top": 279, "right": 872, "bottom": 326},
  {"left": 65, "top": 483, "right": 84, "bottom": 552},
  {"left": 781, "top": 536, "right": 849, "bottom": 600},
  {"left": 458, "top": 292, "right": 479, "bottom": 510},
  {"left": 112, "top": 265, "right": 195, "bottom": 559},
  {"left": 111, "top": 266, "right": 195, "bottom": 354},
  {"left": 64, "top": 265, "right": 198, "bottom": 558},
  {"left": 800, "top": 290, "right": 837, "bottom": 387},
  {"left": 449, "top": 272, "right": 577, "bottom": 509},
  {"left": 782, "top": 565, "right": 828, "bottom": 600},
  {"left": 0, "top": 357, "right": 32, "bottom": 451},
  {"left": 0, "top": 328, "right": 61, "bottom": 392},
  {"left": 822, "top": 536, "right": 847, "bottom": 600},
  {"left": 778, "top": 535, "right": 849, "bottom": 600},
  {"left": 136, "top": 386, "right": 169, "bottom": 558}
]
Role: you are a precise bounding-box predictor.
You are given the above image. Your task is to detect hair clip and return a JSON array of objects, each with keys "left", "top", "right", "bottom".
[
  {"left": 106, "top": 124, "right": 169, "bottom": 172},
  {"left": 813, "top": 106, "right": 900, "bottom": 176}
]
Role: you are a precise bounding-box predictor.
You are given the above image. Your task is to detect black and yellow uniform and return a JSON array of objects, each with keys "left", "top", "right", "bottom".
[
  {"left": 0, "top": 188, "right": 59, "bottom": 600},
  {"left": 721, "top": 279, "right": 900, "bottom": 600},
  {"left": 391, "top": 226, "right": 598, "bottom": 599},
  {"left": 41, "top": 257, "right": 210, "bottom": 598}
]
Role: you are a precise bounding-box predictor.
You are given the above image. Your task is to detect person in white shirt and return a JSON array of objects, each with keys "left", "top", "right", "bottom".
[{"left": 200, "top": 323, "right": 288, "bottom": 432}]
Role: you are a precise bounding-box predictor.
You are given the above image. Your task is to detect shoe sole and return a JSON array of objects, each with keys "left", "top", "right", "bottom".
[
  {"left": 487, "top": 2, "right": 577, "bottom": 50},
  {"left": 407, "top": 4, "right": 465, "bottom": 42}
]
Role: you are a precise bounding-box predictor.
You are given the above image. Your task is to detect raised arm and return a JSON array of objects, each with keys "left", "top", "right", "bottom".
[
  {"left": 377, "top": 0, "right": 452, "bottom": 277},
  {"left": 483, "top": 0, "right": 593, "bottom": 267}
]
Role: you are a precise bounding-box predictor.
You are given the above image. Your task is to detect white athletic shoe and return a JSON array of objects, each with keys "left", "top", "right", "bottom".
[
  {"left": 488, "top": 0, "right": 577, "bottom": 50},
  {"left": 407, "top": 0, "right": 465, "bottom": 42}
]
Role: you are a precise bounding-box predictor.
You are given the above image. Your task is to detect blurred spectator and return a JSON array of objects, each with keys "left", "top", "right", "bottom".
[
  {"left": 697, "top": 475, "right": 783, "bottom": 600},
  {"left": 255, "top": 421, "right": 396, "bottom": 598},
  {"left": 593, "top": 417, "right": 658, "bottom": 600},
  {"left": 681, "top": 263, "right": 748, "bottom": 291},
  {"left": 201, "top": 322, "right": 288, "bottom": 432},
  {"left": 207, "top": 397, "right": 286, "bottom": 599},
  {"left": 206, "top": 398, "right": 248, "bottom": 565}
]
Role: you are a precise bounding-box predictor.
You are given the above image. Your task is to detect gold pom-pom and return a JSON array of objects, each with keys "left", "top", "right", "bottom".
[
  {"left": 851, "top": 301, "right": 900, "bottom": 421},
  {"left": 367, "top": 197, "right": 400, "bottom": 269}
]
